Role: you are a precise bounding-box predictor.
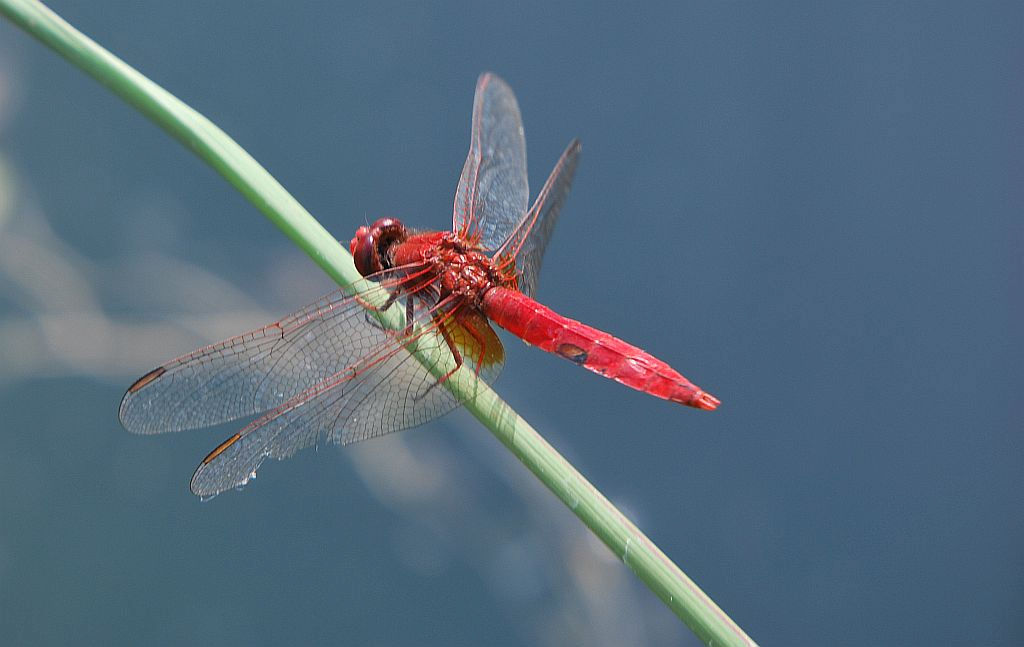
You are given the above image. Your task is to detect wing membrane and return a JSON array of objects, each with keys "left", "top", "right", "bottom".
[
  {"left": 452, "top": 72, "right": 529, "bottom": 251},
  {"left": 120, "top": 271, "right": 419, "bottom": 434},
  {"left": 496, "top": 139, "right": 581, "bottom": 298},
  {"left": 190, "top": 304, "right": 503, "bottom": 497}
]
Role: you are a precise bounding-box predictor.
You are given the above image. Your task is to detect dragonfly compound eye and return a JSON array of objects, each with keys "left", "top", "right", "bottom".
[
  {"left": 350, "top": 225, "right": 380, "bottom": 277},
  {"left": 351, "top": 218, "right": 409, "bottom": 277}
]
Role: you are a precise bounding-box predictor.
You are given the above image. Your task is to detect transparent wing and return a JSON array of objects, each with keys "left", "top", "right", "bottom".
[
  {"left": 452, "top": 72, "right": 529, "bottom": 251},
  {"left": 118, "top": 269, "right": 489, "bottom": 435},
  {"left": 190, "top": 308, "right": 504, "bottom": 497},
  {"left": 119, "top": 277, "right": 400, "bottom": 434},
  {"left": 495, "top": 139, "right": 581, "bottom": 298}
]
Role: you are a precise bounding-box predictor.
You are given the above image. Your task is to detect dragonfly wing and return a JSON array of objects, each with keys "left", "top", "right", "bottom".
[
  {"left": 452, "top": 73, "right": 529, "bottom": 252},
  {"left": 497, "top": 139, "right": 581, "bottom": 298},
  {"left": 190, "top": 306, "right": 504, "bottom": 497},
  {"left": 119, "top": 272, "right": 413, "bottom": 434}
]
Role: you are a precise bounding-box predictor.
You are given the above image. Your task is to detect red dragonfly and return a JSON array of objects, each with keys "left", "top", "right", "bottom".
[{"left": 120, "top": 73, "right": 719, "bottom": 497}]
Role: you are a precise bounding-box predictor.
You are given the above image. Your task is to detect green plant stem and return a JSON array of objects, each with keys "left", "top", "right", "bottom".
[{"left": 0, "top": 2, "right": 756, "bottom": 644}]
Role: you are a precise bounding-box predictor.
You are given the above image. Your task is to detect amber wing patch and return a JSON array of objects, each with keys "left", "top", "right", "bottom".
[{"left": 447, "top": 311, "right": 505, "bottom": 369}]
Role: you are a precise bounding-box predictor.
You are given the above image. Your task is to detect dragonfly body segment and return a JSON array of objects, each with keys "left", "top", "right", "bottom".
[
  {"left": 482, "top": 287, "right": 720, "bottom": 410},
  {"left": 351, "top": 216, "right": 718, "bottom": 410},
  {"left": 121, "top": 72, "right": 719, "bottom": 497}
]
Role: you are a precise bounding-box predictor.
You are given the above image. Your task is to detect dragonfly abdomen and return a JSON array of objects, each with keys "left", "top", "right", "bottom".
[{"left": 481, "top": 287, "right": 719, "bottom": 410}]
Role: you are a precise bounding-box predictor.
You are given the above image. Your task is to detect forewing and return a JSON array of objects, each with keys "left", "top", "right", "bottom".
[
  {"left": 190, "top": 307, "right": 504, "bottom": 497},
  {"left": 119, "top": 273, "right": 410, "bottom": 434},
  {"left": 496, "top": 139, "right": 581, "bottom": 298},
  {"left": 452, "top": 73, "right": 529, "bottom": 251}
]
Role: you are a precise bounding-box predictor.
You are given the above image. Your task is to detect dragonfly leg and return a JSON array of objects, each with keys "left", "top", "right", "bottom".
[
  {"left": 358, "top": 289, "right": 421, "bottom": 338},
  {"left": 411, "top": 321, "right": 464, "bottom": 403},
  {"left": 410, "top": 311, "right": 465, "bottom": 403},
  {"left": 354, "top": 286, "right": 402, "bottom": 313},
  {"left": 433, "top": 314, "right": 464, "bottom": 386},
  {"left": 404, "top": 297, "right": 415, "bottom": 336},
  {"left": 457, "top": 315, "right": 488, "bottom": 376}
]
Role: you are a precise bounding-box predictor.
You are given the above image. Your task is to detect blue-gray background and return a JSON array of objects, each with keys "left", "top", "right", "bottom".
[{"left": 0, "top": 2, "right": 1020, "bottom": 645}]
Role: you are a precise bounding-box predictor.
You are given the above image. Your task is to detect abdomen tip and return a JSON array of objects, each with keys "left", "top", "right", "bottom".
[{"left": 692, "top": 390, "right": 720, "bottom": 411}]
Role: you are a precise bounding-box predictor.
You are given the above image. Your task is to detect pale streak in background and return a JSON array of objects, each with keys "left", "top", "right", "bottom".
[{"left": 0, "top": 54, "right": 688, "bottom": 646}]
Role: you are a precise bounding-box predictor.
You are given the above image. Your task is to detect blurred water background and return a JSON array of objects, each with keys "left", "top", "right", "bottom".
[{"left": 0, "top": 2, "right": 1021, "bottom": 645}]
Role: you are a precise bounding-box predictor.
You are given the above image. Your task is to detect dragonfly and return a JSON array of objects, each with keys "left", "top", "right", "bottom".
[{"left": 120, "top": 73, "right": 719, "bottom": 498}]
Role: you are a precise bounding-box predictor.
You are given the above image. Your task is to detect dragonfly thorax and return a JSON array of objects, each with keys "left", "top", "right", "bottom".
[
  {"left": 350, "top": 218, "right": 514, "bottom": 305},
  {"left": 430, "top": 237, "right": 508, "bottom": 302}
]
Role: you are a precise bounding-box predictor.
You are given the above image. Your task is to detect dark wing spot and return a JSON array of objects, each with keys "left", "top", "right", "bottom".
[
  {"left": 127, "top": 366, "right": 167, "bottom": 393},
  {"left": 556, "top": 343, "right": 588, "bottom": 365},
  {"left": 202, "top": 433, "right": 242, "bottom": 465}
]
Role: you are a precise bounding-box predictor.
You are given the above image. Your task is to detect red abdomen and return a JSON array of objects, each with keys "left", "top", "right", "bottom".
[{"left": 481, "top": 287, "right": 719, "bottom": 410}]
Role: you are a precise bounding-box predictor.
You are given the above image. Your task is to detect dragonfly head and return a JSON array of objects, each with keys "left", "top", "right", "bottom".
[{"left": 350, "top": 217, "right": 409, "bottom": 278}]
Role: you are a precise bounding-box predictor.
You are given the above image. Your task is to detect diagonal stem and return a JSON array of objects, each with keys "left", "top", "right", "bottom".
[{"left": 0, "top": 1, "right": 756, "bottom": 644}]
